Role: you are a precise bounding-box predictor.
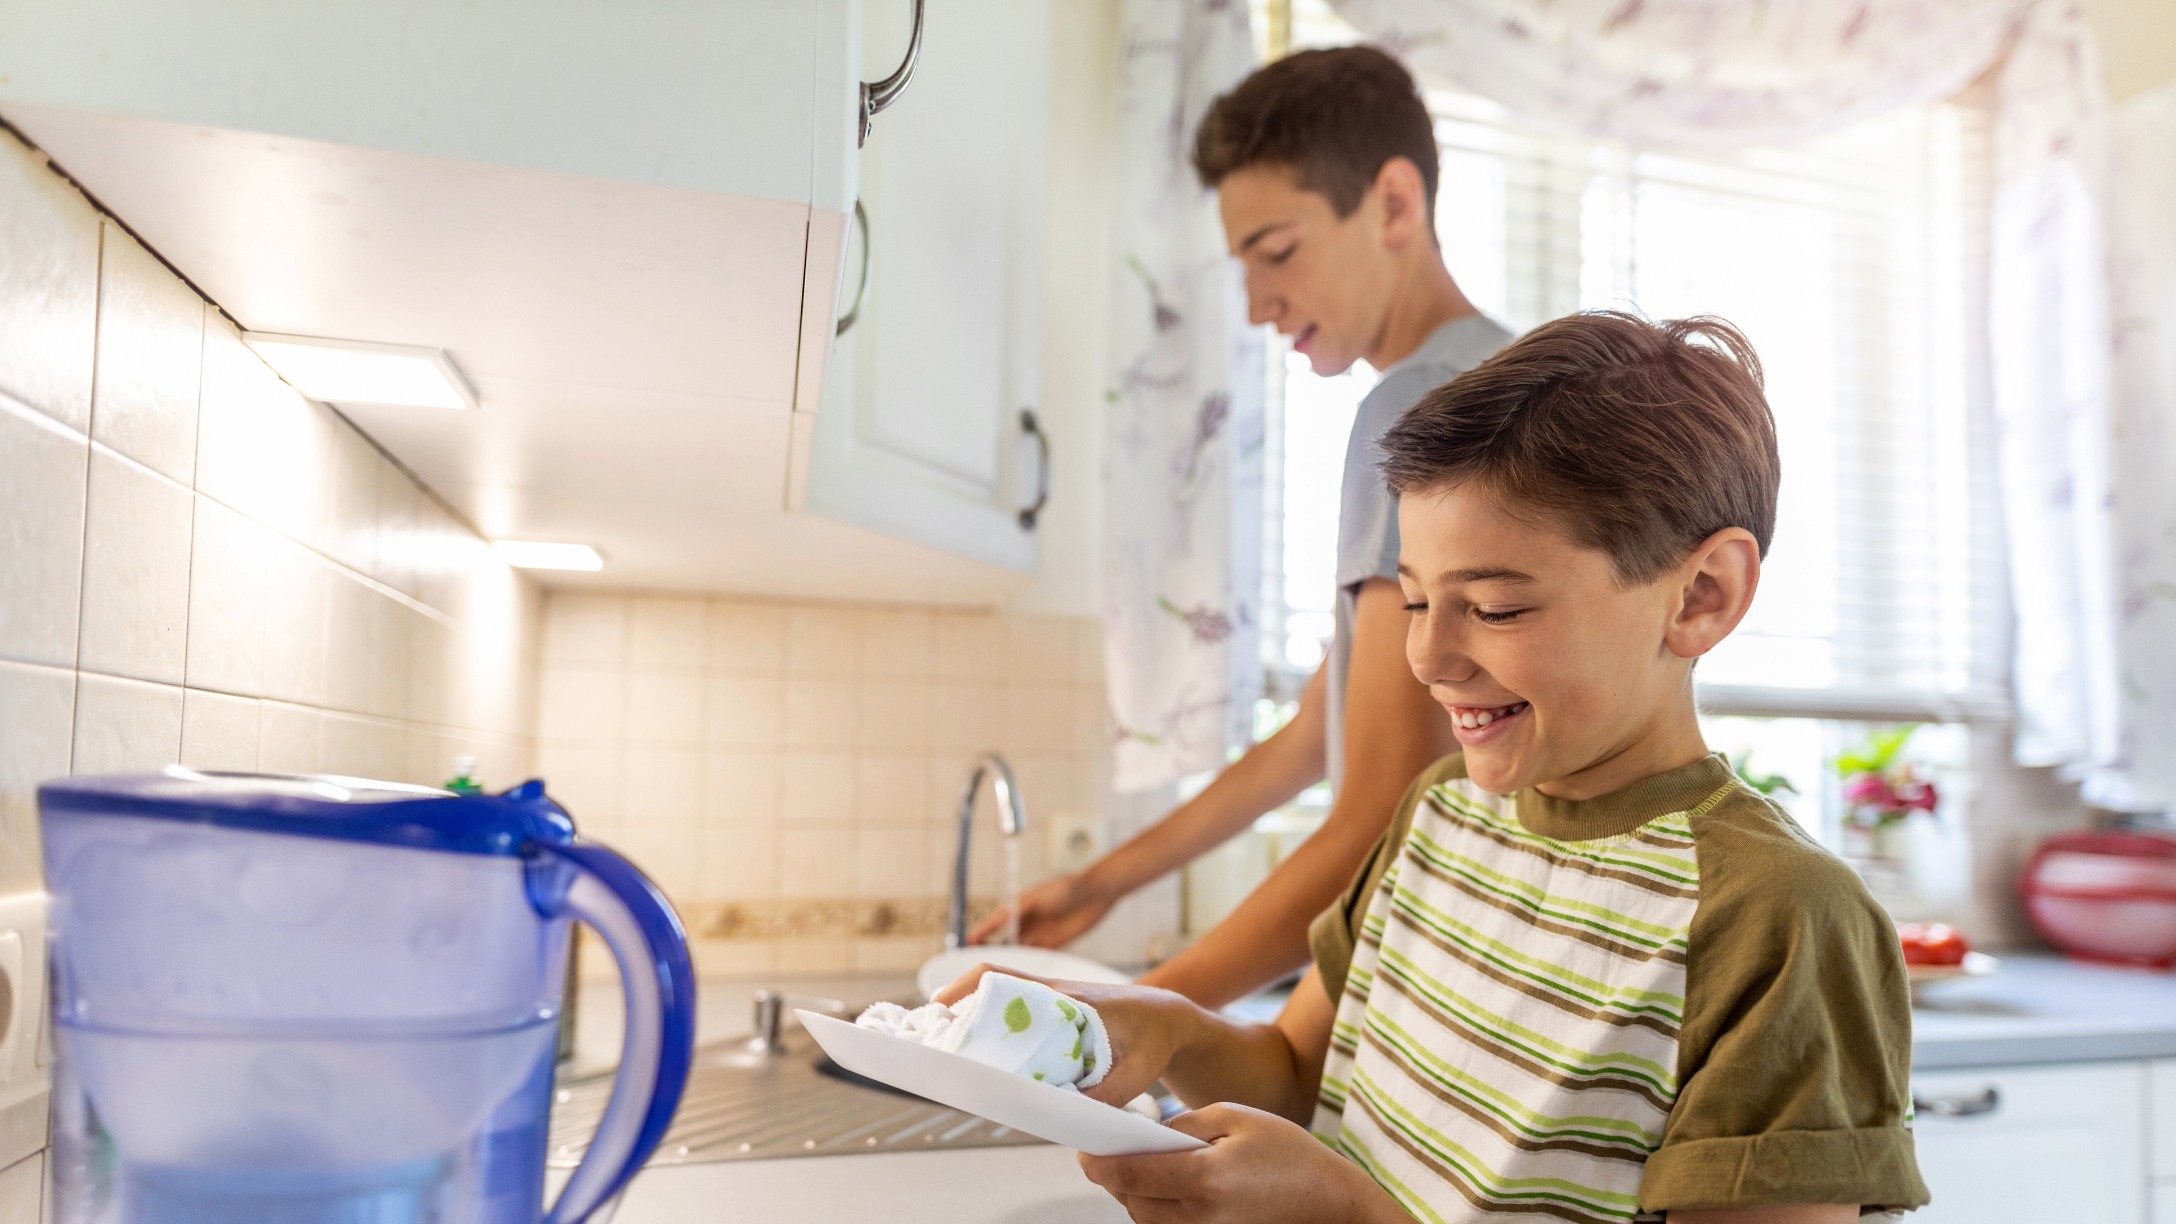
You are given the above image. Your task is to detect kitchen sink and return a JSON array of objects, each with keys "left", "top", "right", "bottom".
[{"left": 547, "top": 1025, "right": 1044, "bottom": 1166}]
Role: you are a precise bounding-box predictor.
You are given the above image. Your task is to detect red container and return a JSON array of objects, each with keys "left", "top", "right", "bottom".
[{"left": 2020, "top": 830, "right": 2176, "bottom": 968}]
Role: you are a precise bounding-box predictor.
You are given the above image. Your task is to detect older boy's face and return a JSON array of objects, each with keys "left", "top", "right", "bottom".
[
  {"left": 1395, "top": 482, "right": 1696, "bottom": 798},
  {"left": 1217, "top": 164, "right": 1397, "bottom": 377}
]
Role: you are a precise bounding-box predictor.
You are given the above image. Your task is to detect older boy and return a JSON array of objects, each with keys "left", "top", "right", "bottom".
[
  {"left": 976, "top": 46, "right": 1514, "bottom": 1009},
  {"left": 947, "top": 313, "right": 1927, "bottom": 1222}
]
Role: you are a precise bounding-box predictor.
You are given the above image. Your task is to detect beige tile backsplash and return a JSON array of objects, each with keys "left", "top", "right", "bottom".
[
  {"left": 0, "top": 127, "right": 541, "bottom": 1216},
  {"left": 539, "top": 591, "right": 1181, "bottom": 981}
]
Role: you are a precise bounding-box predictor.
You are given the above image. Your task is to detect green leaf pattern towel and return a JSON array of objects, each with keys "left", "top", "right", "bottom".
[{"left": 856, "top": 972, "right": 1113, "bottom": 1091}]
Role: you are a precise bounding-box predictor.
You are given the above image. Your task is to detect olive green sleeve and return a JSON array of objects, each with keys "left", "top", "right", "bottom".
[
  {"left": 1307, "top": 753, "right": 1466, "bottom": 1002},
  {"left": 1639, "top": 793, "right": 1929, "bottom": 1214}
]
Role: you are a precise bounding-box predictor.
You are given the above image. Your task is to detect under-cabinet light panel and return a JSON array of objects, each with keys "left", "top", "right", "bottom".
[
  {"left": 243, "top": 332, "right": 478, "bottom": 410},
  {"left": 493, "top": 541, "right": 604, "bottom": 572}
]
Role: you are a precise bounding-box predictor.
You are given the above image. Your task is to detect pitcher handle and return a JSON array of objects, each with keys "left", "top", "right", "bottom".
[{"left": 528, "top": 842, "right": 696, "bottom": 1224}]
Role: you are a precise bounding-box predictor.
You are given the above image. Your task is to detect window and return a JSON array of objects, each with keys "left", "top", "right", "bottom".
[{"left": 1250, "top": 2, "right": 2006, "bottom": 852}]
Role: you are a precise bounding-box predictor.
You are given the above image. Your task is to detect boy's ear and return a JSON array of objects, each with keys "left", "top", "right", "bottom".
[
  {"left": 1371, "top": 156, "right": 1431, "bottom": 250},
  {"left": 1662, "top": 528, "right": 1761, "bottom": 661}
]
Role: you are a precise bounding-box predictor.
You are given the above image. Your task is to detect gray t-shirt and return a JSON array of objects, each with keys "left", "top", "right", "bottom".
[{"left": 1325, "top": 314, "right": 1514, "bottom": 786}]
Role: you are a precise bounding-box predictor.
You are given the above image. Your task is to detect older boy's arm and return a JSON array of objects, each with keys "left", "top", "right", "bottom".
[
  {"left": 1142, "top": 579, "right": 1450, "bottom": 1006},
  {"left": 968, "top": 665, "right": 1328, "bottom": 950}
]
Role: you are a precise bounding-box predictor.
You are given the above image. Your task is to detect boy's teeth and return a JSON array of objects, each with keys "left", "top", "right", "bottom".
[{"left": 1455, "top": 702, "right": 1527, "bottom": 730}]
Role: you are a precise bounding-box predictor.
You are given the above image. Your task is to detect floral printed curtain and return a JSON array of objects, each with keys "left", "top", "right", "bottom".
[
  {"left": 2098, "top": 80, "right": 2176, "bottom": 811},
  {"left": 1983, "top": 2, "right": 2122, "bottom": 791},
  {"left": 1331, "top": 0, "right": 2171, "bottom": 806},
  {"left": 1102, "top": 0, "right": 1266, "bottom": 791},
  {"left": 1330, "top": 0, "right": 2026, "bottom": 153}
]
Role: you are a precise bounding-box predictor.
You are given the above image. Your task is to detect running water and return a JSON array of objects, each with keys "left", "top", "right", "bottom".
[{"left": 1001, "top": 836, "right": 1023, "bottom": 946}]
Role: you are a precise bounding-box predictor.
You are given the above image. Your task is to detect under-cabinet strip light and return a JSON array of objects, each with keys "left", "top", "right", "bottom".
[
  {"left": 494, "top": 541, "right": 604, "bottom": 572},
  {"left": 243, "top": 332, "right": 478, "bottom": 411}
]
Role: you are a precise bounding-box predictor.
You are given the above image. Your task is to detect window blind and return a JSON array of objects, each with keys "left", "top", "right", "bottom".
[{"left": 1259, "top": 23, "right": 2008, "bottom": 722}]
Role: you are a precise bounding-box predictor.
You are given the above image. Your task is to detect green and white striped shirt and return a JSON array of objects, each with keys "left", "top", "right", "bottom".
[{"left": 1309, "top": 753, "right": 1927, "bottom": 1222}]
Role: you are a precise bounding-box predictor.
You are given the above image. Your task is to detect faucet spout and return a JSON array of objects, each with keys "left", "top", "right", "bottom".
[{"left": 948, "top": 752, "right": 1025, "bottom": 949}]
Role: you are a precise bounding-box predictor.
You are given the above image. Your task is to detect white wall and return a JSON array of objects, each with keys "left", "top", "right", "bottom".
[
  {"left": 2080, "top": 0, "right": 2176, "bottom": 103},
  {"left": 0, "top": 126, "right": 541, "bottom": 1220}
]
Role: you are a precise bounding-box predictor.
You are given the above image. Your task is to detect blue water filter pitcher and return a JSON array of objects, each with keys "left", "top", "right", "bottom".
[{"left": 37, "top": 770, "right": 696, "bottom": 1224}]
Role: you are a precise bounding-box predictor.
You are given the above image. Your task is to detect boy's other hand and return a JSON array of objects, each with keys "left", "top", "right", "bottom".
[
  {"left": 929, "top": 965, "right": 1193, "bottom": 1107},
  {"left": 1078, "top": 1103, "right": 1406, "bottom": 1224},
  {"left": 965, "top": 872, "right": 1114, "bottom": 948}
]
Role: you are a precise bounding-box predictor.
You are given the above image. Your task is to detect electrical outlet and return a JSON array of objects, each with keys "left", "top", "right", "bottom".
[
  {"left": 1045, "top": 811, "right": 1107, "bottom": 874},
  {"left": 0, "top": 891, "right": 49, "bottom": 1179},
  {"left": 0, "top": 891, "right": 49, "bottom": 1097}
]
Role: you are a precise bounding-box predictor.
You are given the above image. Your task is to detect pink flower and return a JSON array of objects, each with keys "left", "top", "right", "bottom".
[
  {"left": 1894, "top": 777, "right": 1939, "bottom": 812},
  {"left": 1842, "top": 773, "right": 1898, "bottom": 810}
]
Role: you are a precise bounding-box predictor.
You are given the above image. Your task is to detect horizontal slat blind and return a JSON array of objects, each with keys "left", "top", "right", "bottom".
[
  {"left": 1428, "top": 92, "right": 2005, "bottom": 720},
  {"left": 1259, "top": 1, "right": 2005, "bottom": 722}
]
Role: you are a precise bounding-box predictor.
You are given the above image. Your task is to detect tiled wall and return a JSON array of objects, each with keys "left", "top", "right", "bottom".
[
  {"left": 0, "top": 128, "right": 540, "bottom": 1219},
  {"left": 535, "top": 590, "right": 1181, "bottom": 981}
]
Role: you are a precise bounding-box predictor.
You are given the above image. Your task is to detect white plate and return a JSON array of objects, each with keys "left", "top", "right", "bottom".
[
  {"left": 797, "top": 1011, "right": 1206, "bottom": 1157},
  {"left": 915, "top": 946, "right": 1132, "bottom": 1002},
  {"left": 1907, "top": 950, "right": 2000, "bottom": 985}
]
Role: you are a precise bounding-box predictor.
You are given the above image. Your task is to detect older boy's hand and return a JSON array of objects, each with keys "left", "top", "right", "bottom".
[
  {"left": 929, "top": 964, "right": 1195, "bottom": 1107},
  {"left": 964, "top": 873, "right": 1116, "bottom": 948},
  {"left": 1078, "top": 1103, "right": 1409, "bottom": 1224}
]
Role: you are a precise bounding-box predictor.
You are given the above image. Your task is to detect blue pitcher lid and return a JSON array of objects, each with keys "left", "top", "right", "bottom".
[{"left": 37, "top": 769, "right": 576, "bottom": 857}]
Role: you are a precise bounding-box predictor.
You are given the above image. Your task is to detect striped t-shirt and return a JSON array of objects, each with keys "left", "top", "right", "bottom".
[{"left": 1308, "top": 752, "right": 1928, "bottom": 1222}]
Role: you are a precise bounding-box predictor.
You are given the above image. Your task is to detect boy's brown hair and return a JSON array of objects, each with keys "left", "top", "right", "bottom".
[
  {"left": 1191, "top": 45, "right": 1438, "bottom": 220},
  {"left": 1379, "top": 311, "right": 1780, "bottom": 583}
]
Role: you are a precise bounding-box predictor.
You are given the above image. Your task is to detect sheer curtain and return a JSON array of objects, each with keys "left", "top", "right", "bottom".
[
  {"left": 1329, "top": 0, "right": 2155, "bottom": 802},
  {"left": 1332, "top": 0, "right": 2024, "bottom": 151},
  {"left": 1102, "top": 0, "right": 1267, "bottom": 791},
  {"left": 2102, "top": 80, "right": 2176, "bottom": 812}
]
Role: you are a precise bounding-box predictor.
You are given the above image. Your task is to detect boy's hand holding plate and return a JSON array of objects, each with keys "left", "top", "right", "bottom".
[{"left": 930, "top": 963, "right": 1194, "bottom": 1111}]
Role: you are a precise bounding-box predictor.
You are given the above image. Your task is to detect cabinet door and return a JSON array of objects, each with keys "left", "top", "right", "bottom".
[
  {"left": 2153, "top": 1059, "right": 2176, "bottom": 1180},
  {"left": 797, "top": 0, "right": 1049, "bottom": 572},
  {"left": 1910, "top": 1062, "right": 2146, "bottom": 1224}
]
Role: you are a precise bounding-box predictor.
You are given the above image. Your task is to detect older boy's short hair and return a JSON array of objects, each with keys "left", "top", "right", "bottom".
[
  {"left": 1379, "top": 311, "right": 1779, "bottom": 583},
  {"left": 1191, "top": 46, "right": 1438, "bottom": 218}
]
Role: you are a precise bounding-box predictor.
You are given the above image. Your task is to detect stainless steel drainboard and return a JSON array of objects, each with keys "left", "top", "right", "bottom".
[{"left": 547, "top": 1031, "right": 1045, "bottom": 1166}]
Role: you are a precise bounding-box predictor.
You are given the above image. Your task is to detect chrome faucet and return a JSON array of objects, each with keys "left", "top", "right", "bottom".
[{"left": 948, "top": 753, "right": 1026, "bottom": 949}]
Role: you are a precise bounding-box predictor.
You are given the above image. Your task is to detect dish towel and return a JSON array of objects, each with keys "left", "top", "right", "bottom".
[{"left": 856, "top": 972, "right": 1112, "bottom": 1091}]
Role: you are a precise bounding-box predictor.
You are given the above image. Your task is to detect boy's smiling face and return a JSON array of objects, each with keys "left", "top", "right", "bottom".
[
  {"left": 1396, "top": 480, "right": 1759, "bottom": 800},
  {"left": 1216, "top": 163, "right": 1410, "bottom": 377}
]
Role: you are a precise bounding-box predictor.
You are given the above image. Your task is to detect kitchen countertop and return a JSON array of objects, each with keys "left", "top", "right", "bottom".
[
  {"left": 1907, "top": 953, "right": 2176, "bottom": 1068},
  {"left": 574, "top": 955, "right": 2176, "bottom": 1223},
  {"left": 601, "top": 1144, "right": 1124, "bottom": 1224}
]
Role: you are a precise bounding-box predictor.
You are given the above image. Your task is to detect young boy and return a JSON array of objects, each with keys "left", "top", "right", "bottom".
[
  {"left": 976, "top": 46, "right": 1515, "bottom": 1009},
  {"left": 944, "top": 313, "right": 1928, "bottom": 1222}
]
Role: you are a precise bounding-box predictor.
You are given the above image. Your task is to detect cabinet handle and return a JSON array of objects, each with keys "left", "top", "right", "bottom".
[
  {"left": 1018, "top": 409, "right": 1050, "bottom": 531},
  {"left": 859, "top": 0, "right": 925, "bottom": 147},
  {"left": 836, "top": 200, "right": 871, "bottom": 338},
  {"left": 1912, "top": 1086, "right": 2001, "bottom": 1118}
]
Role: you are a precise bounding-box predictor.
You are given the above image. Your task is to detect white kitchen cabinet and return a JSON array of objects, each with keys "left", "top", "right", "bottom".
[
  {"left": 1910, "top": 1062, "right": 2146, "bottom": 1224},
  {"left": 2156, "top": 1183, "right": 2176, "bottom": 1224},
  {"left": 2153, "top": 1058, "right": 2176, "bottom": 1180},
  {"left": 0, "top": 0, "right": 1059, "bottom": 601},
  {"left": 0, "top": 1, "right": 1032, "bottom": 604},
  {"left": 796, "top": 0, "right": 1052, "bottom": 572},
  {"left": 0, "top": 1, "right": 858, "bottom": 213}
]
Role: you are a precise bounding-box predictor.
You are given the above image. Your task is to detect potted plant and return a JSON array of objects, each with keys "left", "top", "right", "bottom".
[{"left": 1835, "top": 724, "right": 1939, "bottom": 861}]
